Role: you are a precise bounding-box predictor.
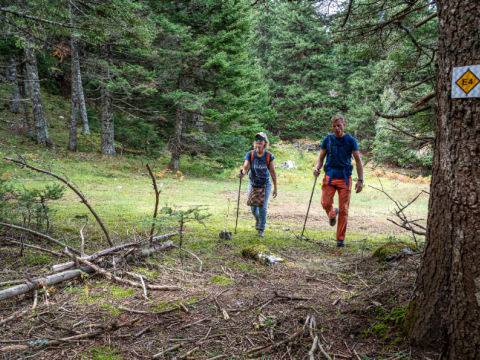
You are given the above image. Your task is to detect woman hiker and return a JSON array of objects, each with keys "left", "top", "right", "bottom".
[
  {"left": 238, "top": 132, "right": 278, "bottom": 237},
  {"left": 313, "top": 114, "right": 363, "bottom": 247}
]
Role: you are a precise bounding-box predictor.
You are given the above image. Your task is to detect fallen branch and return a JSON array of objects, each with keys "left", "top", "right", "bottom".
[
  {"left": 0, "top": 309, "right": 28, "bottom": 326},
  {"left": 5, "top": 238, "right": 67, "bottom": 258},
  {"left": 76, "top": 257, "right": 181, "bottom": 291},
  {"left": 0, "top": 267, "right": 95, "bottom": 302},
  {"left": 0, "top": 222, "right": 80, "bottom": 255},
  {"left": 52, "top": 232, "right": 178, "bottom": 272},
  {"left": 152, "top": 344, "right": 181, "bottom": 359}
]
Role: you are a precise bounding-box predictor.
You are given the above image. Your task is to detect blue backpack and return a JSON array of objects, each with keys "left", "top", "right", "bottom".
[{"left": 324, "top": 134, "right": 354, "bottom": 185}]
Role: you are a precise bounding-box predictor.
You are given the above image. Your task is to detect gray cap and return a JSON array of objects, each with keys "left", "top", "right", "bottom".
[{"left": 255, "top": 132, "right": 268, "bottom": 141}]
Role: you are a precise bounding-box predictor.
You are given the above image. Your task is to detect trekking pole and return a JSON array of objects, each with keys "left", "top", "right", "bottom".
[
  {"left": 234, "top": 169, "right": 244, "bottom": 234},
  {"left": 300, "top": 170, "right": 319, "bottom": 240}
]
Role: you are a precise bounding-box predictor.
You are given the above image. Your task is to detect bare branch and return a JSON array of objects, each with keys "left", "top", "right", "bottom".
[
  {"left": 385, "top": 123, "right": 435, "bottom": 143},
  {"left": 414, "top": 12, "right": 438, "bottom": 28},
  {"left": 0, "top": 222, "right": 80, "bottom": 255},
  {"left": 341, "top": 0, "right": 353, "bottom": 27},
  {"left": 375, "top": 104, "right": 433, "bottom": 119},
  {"left": 398, "top": 76, "right": 434, "bottom": 93},
  {"left": 1, "top": 7, "right": 88, "bottom": 29},
  {"left": 6, "top": 238, "right": 67, "bottom": 258},
  {"left": 411, "top": 92, "right": 436, "bottom": 108}
]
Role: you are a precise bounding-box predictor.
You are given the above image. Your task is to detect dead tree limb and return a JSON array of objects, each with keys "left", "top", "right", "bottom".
[
  {"left": 375, "top": 104, "right": 433, "bottom": 119},
  {"left": 385, "top": 123, "right": 435, "bottom": 143},
  {"left": 369, "top": 180, "right": 427, "bottom": 240},
  {"left": 52, "top": 232, "right": 178, "bottom": 272},
  {"left": 3, "top": 157, "right": 114, "bottom": 247},
  {"left": 146, "top": 163, "right": 161, "bottom": 244},
  {"left": 398, "top": 75, "right": 434, "bottom": 93},
  {"left": 411, "top": 92, "right": 435, "bottom": 108},
  {"left": 414, "top": 12, "right": 438, "bottom": 28},
  {"left": 77, "top": 256, "right": 181, "bottom": 291},
  {"left": 0, "top": 222, "right": 80, "bottom": 255},
  {"left": 0, "top": 267, "right": 95, "bottom": 301},
  {"left": 341, "top": 0, "right": 353, "bottom": 27},
  {"left": 5, "top": 238, "right": 66, "bottom": 258}
]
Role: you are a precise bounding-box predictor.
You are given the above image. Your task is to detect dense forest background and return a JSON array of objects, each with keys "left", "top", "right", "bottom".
[{"left": 0, "top": 0, "right": 437, "bottom": 173}]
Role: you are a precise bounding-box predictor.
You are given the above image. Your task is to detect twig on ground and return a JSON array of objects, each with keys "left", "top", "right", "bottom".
[
  {"left": 152, "top": 344, "right": 181, "bottom": 359},
  {"left": 0, "top": 309, "right": 28, "bottom": 326}
]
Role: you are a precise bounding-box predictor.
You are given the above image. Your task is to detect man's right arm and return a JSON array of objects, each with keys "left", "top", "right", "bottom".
[{"left": 313, "top": 149, "right": 327, "bottom": 177}]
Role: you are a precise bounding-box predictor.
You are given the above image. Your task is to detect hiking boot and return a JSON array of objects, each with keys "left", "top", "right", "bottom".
[
  {"left": 337, "top": 240, "right": 345, "bottom": 247},
  {"left": 329, "top": 208, "right": 339, "bottom": 227},
  {"left": 257, "top": 230, "right": 264, "bottom": 237},
  {"left": 255, "top": 218, "right": 259, "bottom": 230}
]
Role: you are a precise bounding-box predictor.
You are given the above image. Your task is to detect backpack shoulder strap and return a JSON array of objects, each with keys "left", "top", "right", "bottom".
[
  {"left": 250, "top": 150, "right": 254, "bottom": 163},
  {"left": 266, "top": 151, "right": 271, "bottom": 167}
]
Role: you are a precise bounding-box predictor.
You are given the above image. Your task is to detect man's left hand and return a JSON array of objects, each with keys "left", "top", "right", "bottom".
[{"left": 355, "top": 181, "right": 363, "bottom": 194}]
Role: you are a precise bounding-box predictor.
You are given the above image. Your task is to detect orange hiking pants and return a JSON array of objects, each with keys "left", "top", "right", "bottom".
[{"left": 321, "top": 176, "right": 352, "bottom": 241}]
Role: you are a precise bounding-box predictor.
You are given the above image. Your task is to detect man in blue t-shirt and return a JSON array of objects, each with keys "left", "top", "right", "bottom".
[{"left": 313, "top": 114, "right": 364, "bottom": 247}]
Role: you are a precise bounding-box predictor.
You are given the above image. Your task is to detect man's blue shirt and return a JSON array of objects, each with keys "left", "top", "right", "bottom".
[{"left": 321, "top": 134, "right": 359, "bottom": 178}]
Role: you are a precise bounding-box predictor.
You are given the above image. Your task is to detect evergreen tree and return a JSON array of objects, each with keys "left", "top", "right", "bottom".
[{"left": 254, "top": 2, "right": 348, "bottom": 140}]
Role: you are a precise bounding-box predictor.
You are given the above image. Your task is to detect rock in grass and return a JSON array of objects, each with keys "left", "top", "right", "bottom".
[
  {"left": 219, "top": 230, "right": 232, "bottom": 240},
  {"left": 241, "top": 245, "right": 284, "bottom": 266},
  {"left": 372, "top": 241, "right": 419, "bottom": 261}
]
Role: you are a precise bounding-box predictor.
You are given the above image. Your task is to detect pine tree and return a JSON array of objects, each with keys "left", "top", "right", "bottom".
[{"left": 254, "top": 2, "right": 348, "bottom": 139}]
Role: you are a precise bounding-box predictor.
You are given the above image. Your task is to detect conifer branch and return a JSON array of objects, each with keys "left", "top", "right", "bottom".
[
  {"left": 398, "top": 76, "right": 434, "bottom": 93},
  {"left": 413, "top": 12, "right": 438, "bottom": 28},
  {"left": 375, "top": 104, "right": 433, "bottom": 119},
  {"left": 411, "top": 92, "right": 435, "bottom": 108},
  {"left": 1, "top": 7, "right": 88, "bottom": 29}
]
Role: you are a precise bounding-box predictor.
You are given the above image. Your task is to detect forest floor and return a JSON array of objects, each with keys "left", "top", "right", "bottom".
[{"left": 0, "top": 101, "right": 437, "bottom": 360}]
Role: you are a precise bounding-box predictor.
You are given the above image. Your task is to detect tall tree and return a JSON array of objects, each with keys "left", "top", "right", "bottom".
[
  {"left": 255, "top": 2, "right": 349, "bottom": 139},
  {"left": 150, "top": 0, "right": 265, "bottom": 169},
  {"left": 402, "top": 0, "right": 480, "bottom": 357},
  {"left": 320, "top": 0, "right": 479, "bottom": 356},
  {"left": 24, "top": 38, "right": 49, "bottom": 145},
  {"left": 5, "top": 53, "right": 20, "bottom": 114},
  {"left": 100, "top": 41, "right": 115, "bottom": 156}
]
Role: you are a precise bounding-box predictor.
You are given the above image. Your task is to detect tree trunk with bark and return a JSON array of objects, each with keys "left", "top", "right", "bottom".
[
  {"left": 68, "top": 29, "right": 79, "bottom": 151},
  {"left": 5, "top": 54, "right": 20, "bottom": 114},
  {"left": 24, "top": 39, "right": 49, "bottom": 145},
  {"left": 100, "top": 42, "right": 115, "bottom": 156},
  {"left": 20, "top": 61, "right": 33, "bottom": 140},
  {"left": 404, "top": 1, "right": 480, "bottom": 358},
  {"left": 170, "top": 71, "right": 187, "bottom": 168},
  {"left": 77, "top": 58, "right": 90, "bottom": 134}
]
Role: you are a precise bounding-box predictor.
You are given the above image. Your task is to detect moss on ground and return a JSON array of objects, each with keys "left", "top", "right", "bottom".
[
  {"left": 241, "top": 245, "right": 272, "bottom": 261},
  {"left": 210, "top": 276, "right": 234, "bottom": 286},
  {"left": 372, "top": 241, "right": 418, "bottom": 259}
]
